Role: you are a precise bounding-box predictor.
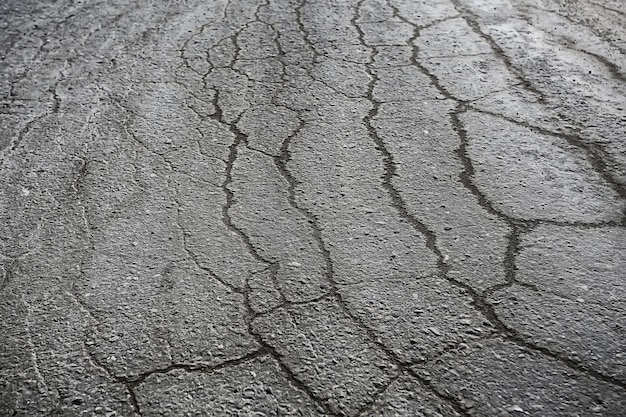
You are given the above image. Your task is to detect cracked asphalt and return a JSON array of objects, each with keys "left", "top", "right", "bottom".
[{"left": 1, "top": 0, "right": 625, "bottom": 416}]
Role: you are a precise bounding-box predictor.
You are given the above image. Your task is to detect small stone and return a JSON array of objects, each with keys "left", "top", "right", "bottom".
[
  {"left": 462, "top": 399, "right": 475, "bottom": 409},
  {"left": 506, "top": 405, "right": 524, "bottom": 413},
  {"left": 428, "top": 327, "right": 442, "bottom": 336}
]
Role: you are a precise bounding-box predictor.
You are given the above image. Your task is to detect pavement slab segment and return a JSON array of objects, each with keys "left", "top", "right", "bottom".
[
  {"left": 339, "top": 275, "right": 495, "bottom": 364},
  {"left": 413, "top": 338, "right": 626, "bottom": 416},
  {"left": 490, "top": 225, "right": 626, "bottom": 382},
  {"left": 462, "top": 111, "right": 624, "bottom": 223},
  {"left": 374, "top": 100, "right": 510, "bottom": 292},
  {"left": 365, "top": 373, "right": 462, "bottom": 417},
  {"left": 455, "top": 0, "right": 626, "bottom": 188},
  {"left": 135, "top": 354, "right": 329, "bottom": 416},
  {"left": 252, "top": 298, "right": 399, "bottom": 416},
  {"left": 230, "top": 147, "right": 332, "bottom": 302}
]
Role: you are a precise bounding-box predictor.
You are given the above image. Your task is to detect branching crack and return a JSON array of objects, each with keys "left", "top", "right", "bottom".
[
  {"left": 384, "top": 0, "right": 626, "bottom": 391},
  {"left": 450, "top": 0, "right": 547, "bottom": 104},
  {"left": 452, "top": 0, "right": 626, "bottom": 207}
]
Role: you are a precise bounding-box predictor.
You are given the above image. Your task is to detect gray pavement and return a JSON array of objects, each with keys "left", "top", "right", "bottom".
[{"left": 1, "top": 0, "right": 625, "bottom": 416}]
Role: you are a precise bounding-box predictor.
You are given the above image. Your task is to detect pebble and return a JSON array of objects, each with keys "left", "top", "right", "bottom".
[{"left": 505, "top": 405, "right": 524, "bottom": 413}]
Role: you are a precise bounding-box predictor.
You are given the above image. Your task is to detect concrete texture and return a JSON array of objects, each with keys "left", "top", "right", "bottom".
[{"left": 1, "top": 0, "right": 624, "bottom": 416}]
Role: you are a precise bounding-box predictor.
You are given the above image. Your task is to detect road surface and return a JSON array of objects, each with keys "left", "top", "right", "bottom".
[{"left": 1, "top": 0, "right": 625, "bottom": 415}]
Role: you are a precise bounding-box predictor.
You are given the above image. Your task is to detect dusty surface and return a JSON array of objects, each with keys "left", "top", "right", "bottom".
[{"left": 1, "top": 0, "right": 625, "bottom": 416}]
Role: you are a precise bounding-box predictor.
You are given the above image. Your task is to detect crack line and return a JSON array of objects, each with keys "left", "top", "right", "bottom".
[{"left": 386, "top": 0, "right": 626, "bottom": 391}]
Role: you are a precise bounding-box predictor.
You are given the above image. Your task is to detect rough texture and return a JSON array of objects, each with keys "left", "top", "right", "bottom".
[
  {"left": 1, "top": 0, "right": 625, "bottom": 416},
  {"left": 413, "top": 338, "right": 626, "bottom": 417}
]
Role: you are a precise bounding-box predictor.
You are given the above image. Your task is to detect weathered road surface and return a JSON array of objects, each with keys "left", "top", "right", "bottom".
[{"left": 1, "top": 0, "right": 625, "bottom": 415}]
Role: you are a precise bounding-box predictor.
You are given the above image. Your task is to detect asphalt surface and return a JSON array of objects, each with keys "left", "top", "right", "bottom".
[{"left": 1, "top": 0, "right": 625, "bottom": 416}]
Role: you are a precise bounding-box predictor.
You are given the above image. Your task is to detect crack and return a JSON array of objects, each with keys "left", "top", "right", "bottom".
[
  {"left": 465, "top": 81, "right": 539, "bottom": 103},
  {"left": 64, "top": 153, "right": 147, "bottom": 414},
  {"left": 502, "top": 222, "right": 524, "bottom": 289},
  {"left": 106, "top": 96, "right": 283, "bottom": 407},
  {"left": 353, "top": 374, "right": 401, "bottom": 417},
  {"left": 207, "top": 36, "right": 237, "bottom": 70},
  {"left": 292, "top": 3, "right": 472, "bottom": 415},
  {"left": 406, "top": 368, "right": 472, "bottom": 417},
  {"left": 490, "top": 281, "right": 624, "bottom": 314},
  {"left": 112, "top": 91, "right": 252, "bottom": 296},
  {"left": 1, "top": 0, "right": 149, "bottom": 171},
  {"left": 214, "top": 92, "right": 335, "bottom": 414},
  {"left": 449, "top": 0, "right": 547, "bottom": 104},
  {"left": 242, "top": 286, "right": 336, "bottom": 415},
  {"left": 586, "top": 0, "right": 626, "bottom": 17},
  {"left": 316, "top": 51, "right": 369, "bottom": 66},
  {"left": 78, "top": 340, "right": 139, "bottom": 417},
  {"left": 293, "top": 0, "right": 317, "bottom": 59},
  {"left": 50, "top": 80, "right": 61, "bottom": 113},
  {"left": 370, "top": 0, "right": 508, "bottom": 329},
  {"left": 407, "top": 51, "right": 492, "bottom": 61},
  {"left": 198, "top": 3, "right": 419, "bottom": 414},
  {"left": 273, "top": 112, "right": 336, "bottom": 290},
  {"left": 125, "top": 348, "right": 269, "bottom": 386},
  {"left": 257, "top": 292, "right": 335, "bottom": 317},
  {"left": 575, "top": 46, "right": 626, "bottom": 82},
  {"left": 81, "top": 327, "right": 274, "bottom": 415},
  {"left": 383, "top": 0, "right": 626, "bottom": 391},
  {"left": 520, "top": 4, "right": 626, "bottom": 82},
  {"left": 523, "top": 3, "right": 626, "bottom": 55},
  {"left": 227, "top": 30, "right": 242, "bottom": 72},
  {"left": 468, "top": 106, "right": 626, "bottom": 207},
  {"left": 448, "top": 104, "right": 532, "bottom": 295},
  {"left": 415, "top": 14, "right": 463, "bottom": 30},
  {"left": 203, "top": 4, "right": 337, "bottom": 409},
  {"left": 212, "top": 90, "right": 284, "bottom": 299},
  {"left": 7, "top": 0, "right": 329, "bottom": 414},
  {"left": 312, "top": 73, "right": 367, "bottom": 99},
  {"left": 69, "top": 156, "right": 91, "bottom": 229},
  {"left": 80, "top": 332, "right": 143, "bottom": 415},
  {"left": 64, "top": 155, "right": 113, "bottom": 333},
  {"left": 170, "top": 3, "right": 338, "bottom": 408},
  {"left": 451, "top": 0, "right": 626, "bottom": 208},
  {"left": 172, "top": 199, "right": 244, "bottom": 294},
  {"left": 501, "top": 332, "right": 626, "bottom": 389},
  {"left": 244, "top": 143, "right": 279, "bottom": 159}
]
